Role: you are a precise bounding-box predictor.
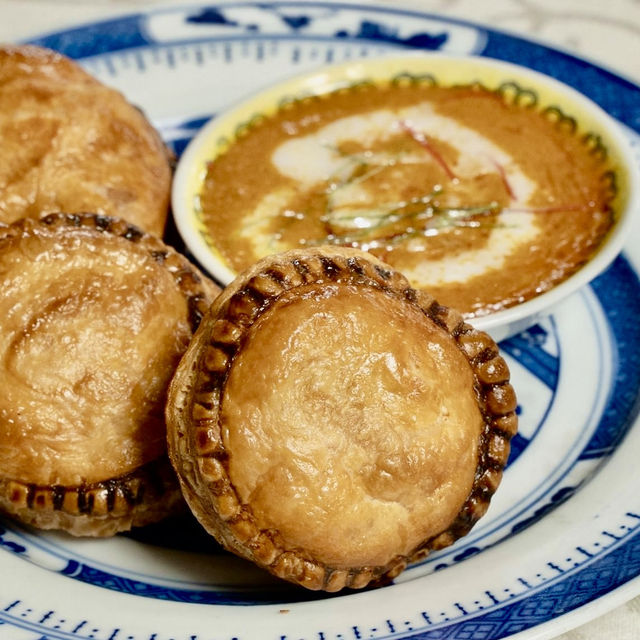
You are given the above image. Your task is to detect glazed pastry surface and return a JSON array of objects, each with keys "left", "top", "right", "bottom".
[
  {"left": 223, "top": 284, "right": 481, "bottom": 567},
  {"left": 167, "top": 247, "right": 517, "bottom": 590},
  {"left": 0, "top": 45, "right": 172, "bottom": 236},
  {"left": 0, "top": 213, "right": 219, "bottom": 535}
]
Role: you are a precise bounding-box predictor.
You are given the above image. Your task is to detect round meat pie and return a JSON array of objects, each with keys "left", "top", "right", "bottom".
[
  {"left": 0, "top": 213, "right": 220, "bottom": 536},
  {"left": 0, "top": 45, "right": 172, "bottom": 236},
  {"left": 166, "top": 247, "right": 517, "bottom": 591}
]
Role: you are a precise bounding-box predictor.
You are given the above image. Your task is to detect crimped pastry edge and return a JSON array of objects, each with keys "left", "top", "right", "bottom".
[
  {"left": 0, "top": 212, "right": 220, "bottom": 536},
  {"left": 166, "top": 246, "right": 518, "bottom": 590},
  {"left": 0, "top": 457, "right": 185, "bottom": 537}
]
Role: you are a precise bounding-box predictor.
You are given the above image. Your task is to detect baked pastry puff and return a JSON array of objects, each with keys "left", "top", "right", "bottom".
[
  {"left": 166, "top": 247, "right": 517, "bottom": 591},
  {"left": 0, "top": 213, "right": 220, "bottom": 536},
  {"left": 0, "top": 44, "right": 172, "bottom": 236}
]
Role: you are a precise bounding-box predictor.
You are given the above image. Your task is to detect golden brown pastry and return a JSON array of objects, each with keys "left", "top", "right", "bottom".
[
  {"left": 0, "top": 213, "right": 220, "bottom": 536},
  {"left": 0, "top": 44, "right": 172, "bottom": 236},
  {"left": 166, "top": 247, "right": 517, "bottom": 590}
]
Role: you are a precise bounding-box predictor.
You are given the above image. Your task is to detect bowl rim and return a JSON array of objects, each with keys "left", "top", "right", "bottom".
[{"left": 172, "top": 52, "right": 640, "bottom": 341}]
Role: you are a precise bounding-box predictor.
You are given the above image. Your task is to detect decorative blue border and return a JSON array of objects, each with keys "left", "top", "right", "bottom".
[
  {"left": 1, "top": 514, "right": 640, "bottom": 640},
  {"left": 410, "top": 515, "right": 640, "bottom": 640},
  {"left": 25, "top": 2, "right": 640, "bottom": 134}
]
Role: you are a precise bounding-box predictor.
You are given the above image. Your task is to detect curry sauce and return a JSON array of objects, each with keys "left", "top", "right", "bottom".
[{"left": 199, "top": 82, "right": 615, "bottom": 317}]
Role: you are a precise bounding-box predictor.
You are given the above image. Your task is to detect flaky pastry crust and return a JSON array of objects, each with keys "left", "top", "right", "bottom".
[
  {"left": 0, "top": 44, "right": 172, "bottom": 236},
  {"left": 166, "top": 247, "right": 517, "bottom": 590},
  {"left": 0, "top": 213, "right": 220, "bottom": 536}
]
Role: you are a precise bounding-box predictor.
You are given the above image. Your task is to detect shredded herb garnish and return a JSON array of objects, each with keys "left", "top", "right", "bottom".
[{"left": 266, "top": 134, "right": 585, "bottom": 251}]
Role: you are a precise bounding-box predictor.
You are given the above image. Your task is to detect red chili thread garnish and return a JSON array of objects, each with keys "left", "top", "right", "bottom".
[
  {"left": 399, "top": 119, "right": 458, "bottom": 181},
  {"left": 489, "top": 158, "right": 517, "bottom": 201}
]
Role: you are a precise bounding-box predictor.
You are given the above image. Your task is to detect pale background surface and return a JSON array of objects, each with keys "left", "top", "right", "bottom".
[{"left": 0, "top": 0, "right": 639, "bottom": 638}]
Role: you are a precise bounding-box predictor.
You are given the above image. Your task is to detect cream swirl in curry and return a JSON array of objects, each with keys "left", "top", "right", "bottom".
[{"left": 200, "top": 82, "right": 616, "bottom": 317}]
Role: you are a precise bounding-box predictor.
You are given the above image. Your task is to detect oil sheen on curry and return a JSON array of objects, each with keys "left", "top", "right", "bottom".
[{"left": 199, "top": 81, "right": 616, "bottom": 317}]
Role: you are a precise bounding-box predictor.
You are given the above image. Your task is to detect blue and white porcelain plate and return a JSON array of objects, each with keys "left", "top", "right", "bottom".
[{"left": 1, "top": 3, "right": 640, "bottom": 639}]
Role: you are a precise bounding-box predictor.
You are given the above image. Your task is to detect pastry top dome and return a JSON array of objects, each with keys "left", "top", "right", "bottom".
[{"left": 166, "top": 246, "right": 517, "bottom": 590}]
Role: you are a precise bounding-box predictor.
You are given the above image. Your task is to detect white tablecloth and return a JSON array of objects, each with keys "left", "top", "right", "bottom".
[{"left": 0, "top": 1, "right": 639, "bottom": 638}]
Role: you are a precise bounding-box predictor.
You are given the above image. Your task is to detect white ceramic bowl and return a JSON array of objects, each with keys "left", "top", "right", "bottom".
[{"left": 172, "top": 53, "right": 639, "bottom": 342}]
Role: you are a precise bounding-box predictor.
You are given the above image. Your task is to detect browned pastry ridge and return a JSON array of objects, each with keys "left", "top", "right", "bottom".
[
  {"left": 0, "top": 213, "right": 220, "bottom": 536},
  {"left": 0, "top": 44, "right": 172, "bottom": 236},
  {"left": 166, "top": 246, "right": 518, "bottom": 591}
]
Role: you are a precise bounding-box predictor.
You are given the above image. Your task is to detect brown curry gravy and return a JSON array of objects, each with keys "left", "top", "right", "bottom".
[{"left": 199, "top": 82, "right": 616, "bottom": 317}]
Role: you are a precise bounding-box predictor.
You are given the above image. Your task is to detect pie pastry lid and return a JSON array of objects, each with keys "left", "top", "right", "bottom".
[
  {"left": 166, "top": 246, "right": 517, "bottom": 590},
  {"left": 0, "top": 44, "right": 173, "bottom": 236},
  {"left": 0, "top": 212, "right": 220, "bottom": 536}
]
